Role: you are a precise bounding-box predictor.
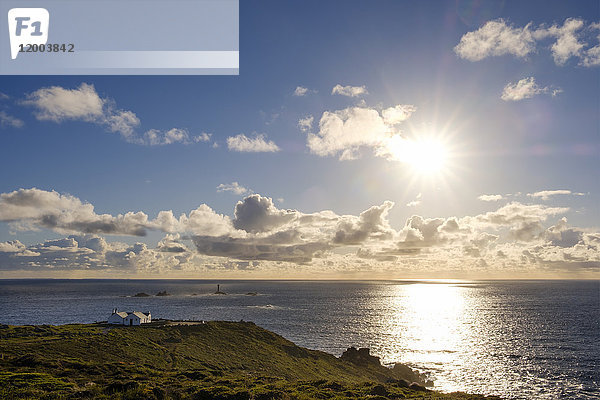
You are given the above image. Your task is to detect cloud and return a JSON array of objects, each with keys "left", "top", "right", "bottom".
[
  {"left": 501, "top": 77, "right": 561, "bottom": 101},
  {"left": 298, "top": 116, "right": 314, "bottom": 133},
  {"left": 227, "top": 133, "right": 280, "bottom": 153},
  {"left": 0, "top": 111, "right": 24, "bottom": 128},
  {"left": 293, "top": 86, "right": 316, "bottom": 96},
  {"left": 217, "top": 182, "right": 250, "bottom": 195},
  {"left": 21, "top": 83, "right": 206, "bottom": 146},
  {"left": 382, "top": 105, "right": 417, "bottom": 124},
  {"left": 22, "top": 83, "right": 141, "bottom": 138},
  {"left": 0, "top": 188, "right": 149, "bottom": 236},
  {"left": 527, "top": 190, "right": 584, "bottom": 201},
  {"left": 478, "top": 194, "right": 504, "bottom": 202},
  {"left": 194, "top": 132, "right": 212, "bottom": 142},
  {"left": 534, "top": 18, "right": 585, "bottom": 65},
  {"left": 582, "top": 23, "right": 600, "bottom": 66},
  {"left": 454, "top": 19, "right": 536, "bottom": 61},
  {"left": 406, "top": 193, "right": 422, "bottom": 207},
  {"left": 0, "top": 191, "right": 597, "bottom": 276},
  {"left": 141, "top": 128, "right": 194, "bottom": 146},
  {"left": 331, "top": 84, "right": 368, "bottom": 97},
  {"left": 23, "top": 83, "right": 105, "bottom": 122},
  {"left": 468, "top": 202, "right": 569, "bottom": 228},
  {"left": 455, "top": 18, "right": 600, "bottom": 67},
  {"left": 307, "top": 105, "right": 416, "bottom": 161}
]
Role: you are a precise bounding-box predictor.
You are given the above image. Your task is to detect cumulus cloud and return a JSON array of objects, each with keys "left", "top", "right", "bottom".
[
  {"left": 22, "top": 83, "right": 141, "bottom": 138},
  {"left": 298, "top": 116, "right": 314, "bottom": 133},
  {"left": 0, "top": 111, "right": 24, "bottom": 128},
  {"left": 501, "top": 77, "right": 561, "bottom": 101},
  {"left": 217, "top": 182, "right": 250, "bottom": 195},
  {"left": 227, "top": 133, "right": 280, "bottom": 153},
  {"left": 0, "top": 191, "right": 597, "bottom": 276},
  {"left": 582, "top": 23, "right": 600, "bottom": 67},
  {"left": 382, "top": 105, "right": 417, "bottom": 124},
  {"left": 331, "top": 84, "right": 368, "bottom": 97},
  {"left": 454, "top": 19, "right": 536, "bottom": 61},
  {"left": 0, "top": 188, "right": 239, "bottom": 238},
  {"left": 306, "top": 105, "right": 416, "bottom": 161},
  {"left": 0, "top": 188, "right": 149, "bottom": 236},
  {"left": 527, "top": 190, "right": 584, "bottom": 201},
  {"left": 455, "top": 18, "right": 600, "bottom": 67},
  {"left": 478, "top": 194, "right": 504, "bottom": 202},
  {"left": 534, "top": 18, "right": 585, "bottom": 65}
]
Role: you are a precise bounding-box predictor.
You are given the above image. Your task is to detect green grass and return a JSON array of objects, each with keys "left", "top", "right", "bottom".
[{"left": 0, "top": 322, "right": 501, "bottom": 400}]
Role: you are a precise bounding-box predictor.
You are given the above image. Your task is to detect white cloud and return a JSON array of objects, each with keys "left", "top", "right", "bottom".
[
  {"left": 307, "top": 105, "right": 416, "bottom": 161},
  {"left": 582, "top": 22, "right": 600, "bottom": 67},
  {"left": 472, "top": 202, "right": 569, "bottom": 228},
  {"left": 0, "top": 188, "right": 149, "bottom": 236},
  {"left": 501, "top": 77, "right": 561, "bottom": 101},
  {"left": 217, "top": 182, "right": 250, "bottom": 195},
  {"left": 194, "top": 132, "right": 212, "bottom": 142},
  {"left": 0, "top": 111, "right": 24, "bottom": 128},
  {"left": 331, "top": 84, "right": 368, "bottom": 97},
  {"left": 293, "top": 86, "right": 315, "bottom": 96},
  {"left": 527, "top": 190, "right": 584, "bottom": 201},
  {"left": 406, "top": 200, "right": 421, "bottom": 207},
  {"left": 454, "top": 19, "right": 535, "bottom": 61},
  {"left": 478, "top": 194, "right": 504, "bottom": 202},
  {"left": 23, "top": 83, "right": 140, "bottom": 139},
  {"left": 142, "top": 128, "right": 193, "bottom": 146},
  {"left": 23, "top": 83, "right": 105, "bottom": 122},
  {"left": 298, "top": 115, "right": 314, "bottom": 133},
  {"left": 456, "top": 18, "right": 600, "bottom": 67},
  {"left": 535, "top": 18, "right": 585, "bottom": 65},
  {"left": 227, "top": 133, "right": 280, "bottom": 153},
  {"left": 21, "top": 83, "right": 207, "bottom": 146},
  {"left": 382, "top": 105, "right": 416, "bottom": 124}
]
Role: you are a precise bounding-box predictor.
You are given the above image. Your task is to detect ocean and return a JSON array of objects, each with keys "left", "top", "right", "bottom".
[{"left": 0, "top": 279, "right": 597, "bottom": 399}]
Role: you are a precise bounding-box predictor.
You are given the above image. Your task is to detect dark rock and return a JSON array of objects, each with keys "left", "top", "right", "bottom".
[
  {"left": 156, "top": 291, "right": 171, "bottom": 296},
  {"left": 386, "top": 378, "right": 410, "bottom": 388},
  {"left": 133, "top": 292, "right": 151, "bottom": 297},
  {"left": 340, "top": 347, "right": 381, "bottom": 367},
  {"left": 246, "top": 292, "right": 257, "bottom": 296},
  {"left": 409, "top": 382, "right": 428, "bottom": 392},
  {"left": 392, "top": 362, "right": 431, "bottom": 386}
]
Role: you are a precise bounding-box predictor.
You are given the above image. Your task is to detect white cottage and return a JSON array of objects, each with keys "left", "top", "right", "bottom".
[
  {"left": 124, "top": 311, "right": 151, "bottom": 326},
  {"left": 108, "top": 309, "right": 129, "bottom": 324},
  {"left": 108, "top": 309, "right": 151, "bottom": 325}
]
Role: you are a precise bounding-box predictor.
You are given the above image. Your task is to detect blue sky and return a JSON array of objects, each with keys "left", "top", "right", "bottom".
[{"left": 0, "top": 0, "right": 598, "bottom": 278}]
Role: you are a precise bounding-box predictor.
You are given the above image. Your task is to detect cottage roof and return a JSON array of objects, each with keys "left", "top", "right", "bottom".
[
  {"left": 112, "top": 312, "right": 128, "bottom": 318},
  {"left": 127, "top": 311, "right": 149, "bottom": 319}
]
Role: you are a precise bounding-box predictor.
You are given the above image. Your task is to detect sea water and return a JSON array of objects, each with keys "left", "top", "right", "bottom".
[{"left": 0, "top": 279, "right": 597, "bottom": 399}]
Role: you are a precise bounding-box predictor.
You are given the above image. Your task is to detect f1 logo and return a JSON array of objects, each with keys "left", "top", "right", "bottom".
[{"left": 8, "top": 8, "right": 49, "bottom": 60}]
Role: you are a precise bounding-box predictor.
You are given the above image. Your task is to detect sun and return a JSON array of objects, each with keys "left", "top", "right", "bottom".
[{"left": 384, "top": 135, "right": 449, "bottom": 175}]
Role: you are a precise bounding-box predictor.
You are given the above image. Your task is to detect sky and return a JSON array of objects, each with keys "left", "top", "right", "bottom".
[{"left": 0, "top": 0, "right": 598, "bottom": 279}]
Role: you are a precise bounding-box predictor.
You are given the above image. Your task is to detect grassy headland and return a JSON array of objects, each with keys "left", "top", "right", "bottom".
[{"left": 0, "top": 321, "right": 501, "bottom": 400}]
